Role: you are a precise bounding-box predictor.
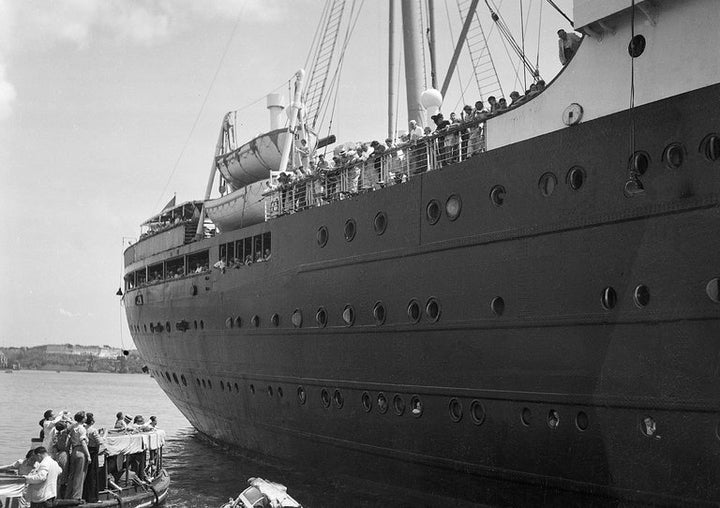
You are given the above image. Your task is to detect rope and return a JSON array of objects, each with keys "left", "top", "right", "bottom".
[
  {"left": 536, "top": 0, "right": 543, "bottom": 72},
  {"left": 152, "top": 5, "right": 245, "bottom": 212},
  {"left": 420, "top": 2, "right": 428, "bottom": 90}
]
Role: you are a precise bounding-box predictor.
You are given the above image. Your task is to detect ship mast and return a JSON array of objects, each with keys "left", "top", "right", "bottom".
[
  {"left": 388, "top": 0, "right": 397, "bottom": 139},
  {"left": 401, "top": 0, "right": 425, "bottom": 126}
]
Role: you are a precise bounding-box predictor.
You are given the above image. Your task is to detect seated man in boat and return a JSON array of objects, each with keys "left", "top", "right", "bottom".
[{"left": 114, "top": 412, "right": 127, "bottom": 430}]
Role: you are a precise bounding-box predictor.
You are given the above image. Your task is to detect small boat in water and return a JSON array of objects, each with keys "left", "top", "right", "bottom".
[
  {"left": 221, "top": 478, "right": 302, "bottom": 508},
  {"left": 0, "top": 430, "right": 169, "bottom": 507}
]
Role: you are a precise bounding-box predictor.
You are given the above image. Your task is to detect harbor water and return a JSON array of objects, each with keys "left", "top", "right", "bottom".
[{"left": 0, "top": 370, "right": 468, "bottom": 507}]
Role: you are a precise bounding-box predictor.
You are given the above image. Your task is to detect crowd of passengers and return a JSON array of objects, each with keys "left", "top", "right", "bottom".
[
  {"left": 0, "top": 409, "right": 160, "bottom": 505},
  {"left": 214, "top": 249, "right": 272, "bottom": 272},
  {"left": 268, "top": 81, "right": 548, "bottom": 199}
]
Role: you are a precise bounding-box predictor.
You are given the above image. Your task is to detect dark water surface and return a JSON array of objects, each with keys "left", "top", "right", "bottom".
[{"left": 0, "top": 370, "right": 469, "bottom": 507}]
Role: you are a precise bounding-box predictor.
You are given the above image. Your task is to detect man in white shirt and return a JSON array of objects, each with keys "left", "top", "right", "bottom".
[
  {"left": 41, "top": 410, "right": 67, "bottom": 451},
  {"left": 24, "top": 447, "right": 62, "bottom": 508}
]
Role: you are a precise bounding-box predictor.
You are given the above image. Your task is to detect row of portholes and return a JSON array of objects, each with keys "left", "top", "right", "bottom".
[
  {"left": 131, "top": 320, "right": 205, "bottom": 334},
  {"left": 518, "top": 406, "right": 590, "bottom": 432},
  {"left": 317, "top": 211, "right": 389, "bottom": 247},
  {"left": 629, "top": 135, "right": 720, "bottom": 177},
  {"left": 226, "top": 296, "right": 506, "bottom": 330},
  {"left": 601, "top": 284, "right": 650, "bottom": 310},
  {"left": 292, "top": 386, "right": 424, "bottom": 417}
]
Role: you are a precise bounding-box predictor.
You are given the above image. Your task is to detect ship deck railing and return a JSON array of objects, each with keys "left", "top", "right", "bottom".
[{"left": 264, "top": 118, "right": 487, "bottom": 219}]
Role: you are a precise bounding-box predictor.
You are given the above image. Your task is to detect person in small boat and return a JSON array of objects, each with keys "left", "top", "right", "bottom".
[
  {"left": 83, "top": 413, "right": 103, "bottom": 503},
  {"left": 149, "top": 416, "right": 158, "bottom": 428},
  {"left": 558, "top": 29, "right": 582, "bottom": 65},
  {"left": 114, "top": 411, "right": 127, "bottom": 430},
  {"left": 50, "top": 421, "right": 70, "bottom": 498},
  {"left": 40, "top": 410, "right": 67, "bottom": 452},
  {"left": 0, "top": 449, "right": 38, "bottom": 475},
  {"left": 65, "top": 411, "right": 90, "bottom": 501},
  {"left": 24, "top": 447, "right": 62, "bottom": 508}
]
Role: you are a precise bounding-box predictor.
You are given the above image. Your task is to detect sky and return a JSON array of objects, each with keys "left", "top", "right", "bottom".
[{"left": 0, "top": 0, "right": 572, "bottom": 348}]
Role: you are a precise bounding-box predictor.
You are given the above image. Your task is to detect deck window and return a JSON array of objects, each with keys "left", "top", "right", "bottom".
[
  {"left": 165, "top": 256, "right": 185, "bottom": 279},
  {"left": 187, "top": 250, "right": 210, "bottom": 274},
  {"left": 148, "top": 262, "right": 164, "bottom": 283}
]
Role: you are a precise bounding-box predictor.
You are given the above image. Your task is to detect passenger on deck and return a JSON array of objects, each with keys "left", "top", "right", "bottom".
[
  {"left": 263, "top": 249, "right": 271, "bottom": 261},
  {"left": 537, "top": 79, "right": 546, "bottom": 92},
  {"left": 408, "top": 120, "right": 423, "bottom": 141},
  {"left": 449, "top": 112, "right": 461, "bottom": 163},
  {"left": 487, "top": 96, "right": 498, "bottom": 114},
  {"left": 498, "top": 98, "right": 508, "bottom": 111},
  {"left": 510, "top": 91, "right": 522, "bottom": 106},
  {"left": 431, "top": 113, "right": 451, "bottom": 167},
  {"left": 558, "top": 29, "right": 582, "bottom": 65},
  {"left": 295, "top": 139, "right": 311, "bottom": 174}
]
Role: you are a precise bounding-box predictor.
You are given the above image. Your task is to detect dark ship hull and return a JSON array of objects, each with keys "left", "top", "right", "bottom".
[{"left": 123, "top": 1, "right": 720, "bottom": 504}]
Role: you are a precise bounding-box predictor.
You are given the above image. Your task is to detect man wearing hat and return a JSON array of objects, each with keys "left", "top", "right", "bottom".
[{"left": 24, "top": 447, "right": 62, "bottom": 508}]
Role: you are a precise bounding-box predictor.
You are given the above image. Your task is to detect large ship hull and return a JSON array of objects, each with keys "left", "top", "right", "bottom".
[{"left": 125, "top": 82, "right": 720, "bottom": 505}]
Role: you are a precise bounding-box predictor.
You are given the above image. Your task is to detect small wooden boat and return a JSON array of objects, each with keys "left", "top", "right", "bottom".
[
  {"left": 220, "top": 478, "right": 302, "bottom": 508},
  {"left": 1, "top": 431, "right": 170, "bottom": 507}
]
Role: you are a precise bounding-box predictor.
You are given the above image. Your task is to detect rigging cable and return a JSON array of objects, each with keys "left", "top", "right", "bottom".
[
  {"left": 535, "top": 0, "right": 543, "bottom": 73},
  {"left": 420, "top": 2, "right": 428, "bottom": 90},
  {"left": 444, "top": 0, "right": 466, "bottom": 107},
  {"left": 520, "top": 0, "right": 526, "bottom": 92},
  {"left": 625, "top": 0, "right": 644, "bottom": 195},
  {"left": 152, "top": 4, "right": 245, "bottom": 212},
  {"left": 544, "top": 0, "right": 573, "bottom": 27}
]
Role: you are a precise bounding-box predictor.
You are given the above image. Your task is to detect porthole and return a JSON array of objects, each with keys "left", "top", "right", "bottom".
[
  {"left": 470, "top": 400, "right": 486, "bottom": 425},
  {"left": 155, "top": 323, "right": 163, "bottom": 333},
  {"left": 521, "top": 407, "right": 531, "bottom": 426},
  {"left": 601, "top": 287, "right": 617, "bottom": 310},
  {"left": 192, "top": 285, "right": 198, "bottom": 296},
  {"left": 426, "top": 199, "right": 441, "bottom": 224},
  {"left": 202, "top": 379, "right": 206, "bottom": 388},
  {"left": 445, "top": 194, "right": 462, "bottom": 221},
  {"left": 377, "top": 393, "right": 388, "bottom": 414},
  {"left": 270, "top": 313, "right": 279, "bottom": 327},
  {"left": 393, "top": 395, "right": 405, "bottom": 416},
  {"left": 225, "top": 317, "right": 233, "bottom": 329},
  {"left": 489, "top": 185, "right": 506, "bottom": 206},
  {"left": 634, "top": 285, "right": 650, "bottom": 308},
  {"left": 706, "top": 278, "right": 720, "bottom": 303},
  {"left": 172, "top": 373, "right": 179, "bottom": 384},
  {"left": 449, "top": 398, "right": 463, "bottom": 423},
  {"left": 291, "top": 309, "right": 303, "bottom": 328},
  {"left": 277, "top": 386, "right": 283, "bottom": 398},
  {"left": 576, "top": 411, "right": 589, "bottom": 431},
  {"left": 410, "top": 396, "right": 423, "bottom": 417},
  {"left": 425, "top": 297, "right": 441, "bottom": 322},
  {"left": 344, "top": 219, "right": 357, "bottom": 242},
  {"left": 373, "top": 211, "right": 387, "bottom": 235},
  {"left": 315, "top": 307, "right": 328, "bottom": 328},
  {"left": 321, "top": 389, "right": 331, "bottom": 408},
  {"left": 267, "top": 386, "right": 273, "bottom": 397},
  {"left": 317, "top": 226, "right": 328, "bottom": 247},
  {"left": 361, "top": 392, "right": 372, "bottom": 412},
  {"left": 491, "top": 296, "right": 505, "bottom": 316},
  {"left": 166, "top": 321, "right": 171, "bottom": 332},
  {"left": 372, "top": 301, "right": 386, "bottom": 325},
  {"left": 407, "top": 299, "right": 421, "bottom": 323},
  {"left": 662, "top": 143, "right": 685, "bottom": 169},
  {"left": 193, "top": 320, "right": 197, "bottom": 330},
  {"left": 640, "top": 415, "right": 657, "bottom": 438},
  {"left": 235, "top": 316, "right": 242, "bottom": 328},
  {"left": 628, "top": 34, "right": 646, "bottom": 58},
  {"left": 200, "top": 320, "right": 204, "bottom": 329},
  {"left": 249, "top": 383, "right": 255, "bottom": 394},
  {"left": 181, "top": 375, "right": 187, "bottom": 386},
  {"left": 234, "top": 383, "right": 239, "bottom": 392},
  {"left": 538, "top": 172, "right": 557, "bottom": 197},
  {"left": 149, "top": 324, "right": 155, "bottom": 333},
  {"left": 342, "top": 305, "right": 355, "bottom": 326},
  {"left": 333, "top": 390, "right": 344, "bottom": 408},
  {"left": 297, "top": 386, "right": 306, "bottom": 405},
  {"left": 566, "top": 166, "right": 585, "bottom": 190},
  {"left": 547, "top": 409, "right": 560, "bottom": 430},
  {"left": 700, "top": 134, "right": 720, "bottom": 161},
  {"left": 220, "top": 381, "right": 225, "bottom": 391},
  {"left": 251, "top": 315, "right": 260, "bottom": 327},
  {"left": 629, "top": 152, "right": 650, "bottom": 175},
  {"left": 196, "top": 378, "right": 200, "bottom": 387},
  {"left": 143, "top": 324, "right": 147, "bottom": 332},
  {"left": 208, "top": 380, "right": 212, "bottom": 389}
]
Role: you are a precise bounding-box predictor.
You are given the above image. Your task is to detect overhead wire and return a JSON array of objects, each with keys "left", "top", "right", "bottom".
[{"left": 152, "top": 4, "right": 246, "bottom": 213}]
